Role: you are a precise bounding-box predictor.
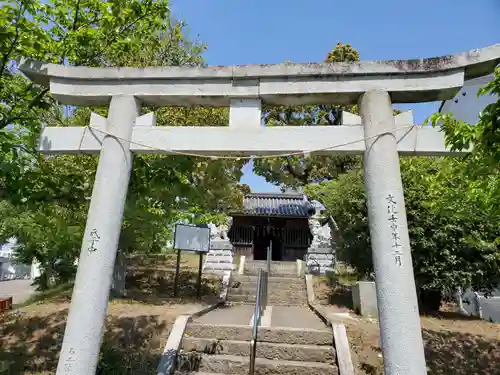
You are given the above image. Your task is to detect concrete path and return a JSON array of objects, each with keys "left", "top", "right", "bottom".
[
  {"left": 195, "top": 304, "right": 255, "bottom": 325},
  {"left": 271, "top": 306, "right": 326, "bottom": 330},
  {"left": 0, "top": 279, "right": 35, "bottom": 304},
  {"left": 195, "top": 304, "right": 327, "bottom": 330}
]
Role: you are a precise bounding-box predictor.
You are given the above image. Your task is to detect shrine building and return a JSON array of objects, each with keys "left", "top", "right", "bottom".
[{"left": 227, "top": 193, "right": 316, "bottom": 262}]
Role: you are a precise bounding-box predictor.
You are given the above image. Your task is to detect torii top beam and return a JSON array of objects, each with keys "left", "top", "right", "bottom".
[{"left": 19, "top": 45, "right": 500, "bottom": 107}]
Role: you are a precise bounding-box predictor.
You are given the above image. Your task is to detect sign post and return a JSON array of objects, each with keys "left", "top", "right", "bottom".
[
  {"left": 173, "top": 249, "right": 181, "bottom": 297},
  {"left": 197, "top": 252, "right": 203, "bottom": 299},
  {"left": 173, "top": 223, "right": 211, "bottom": 299}
]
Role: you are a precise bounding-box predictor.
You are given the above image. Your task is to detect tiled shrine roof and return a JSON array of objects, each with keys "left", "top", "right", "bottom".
[{"left": 232, "top": 193, "right": 316, "bottom": 218}]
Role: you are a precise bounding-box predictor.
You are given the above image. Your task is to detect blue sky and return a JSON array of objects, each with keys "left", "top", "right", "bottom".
[{"left": 171, "top": 0, "right": 500, "bottom": 193}]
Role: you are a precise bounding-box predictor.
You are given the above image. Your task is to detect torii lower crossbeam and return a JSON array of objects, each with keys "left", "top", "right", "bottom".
[{"left": 39, "top": 123, "right": 460, "bottom": 157}]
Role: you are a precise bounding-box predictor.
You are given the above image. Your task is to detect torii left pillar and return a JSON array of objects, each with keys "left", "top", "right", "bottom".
[{"left": 56, "top": 95, "right": 141, "bottom": 375}]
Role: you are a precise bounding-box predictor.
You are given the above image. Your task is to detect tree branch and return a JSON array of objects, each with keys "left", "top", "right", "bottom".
[
  {"left": 0, "top": 2, "right": 24, "bottom": 79},
  {"left": 72, "top": 0, "right": 81, "bottom": 31},
  {"left": 82, "top": 6, "right": 158, "bottom": 66},
  {"left": 0, "top": 87, "right": 50, "bottom": 129},
  {"left": 284, "top": 161, "right": 309, "bottom": 185}
]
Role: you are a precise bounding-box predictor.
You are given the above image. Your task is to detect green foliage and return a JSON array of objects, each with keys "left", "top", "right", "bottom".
[
  {"left": 0, "top": 0, "right": 245, "bottom": 289},
  {"left": 253, "top": 42, "right": 400, "bottom": 189},
  {"left": 426, "top": 66, "right": 500, "bottom": 176},
  {"left": 305, "top": 157, "right": 500, "bottom": 295},
  {"left": 254, "top": 43, "right": 362, "bottom": 190}
]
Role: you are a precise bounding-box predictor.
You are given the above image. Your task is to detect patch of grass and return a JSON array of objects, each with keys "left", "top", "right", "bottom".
[
  {"left": 127, "top": 251, "right": 205, "bottom": 270},
  {"left": 313, "top": 265, "right": 358, "bottom": 310},
  {"left": 125, "top": 252, "right": 220, "bottom": 305},
  {"left": 125, "top": 268, "right": 220, "bottom": 305}
]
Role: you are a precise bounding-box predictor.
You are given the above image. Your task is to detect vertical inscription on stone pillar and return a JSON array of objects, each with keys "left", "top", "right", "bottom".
[
  {"left": 87, "top": 229, "right": 100, "bottom": 253},
  {"left": 63, "top": 348, "right": 76, "bottom": 373},
  {"left": 386, "top": 194, "right": 403, "bottom": 266}
]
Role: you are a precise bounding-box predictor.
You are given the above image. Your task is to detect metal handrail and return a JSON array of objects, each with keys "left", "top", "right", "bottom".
[{"left": 249, "top": 245, "right": 271, "bottom": 375}]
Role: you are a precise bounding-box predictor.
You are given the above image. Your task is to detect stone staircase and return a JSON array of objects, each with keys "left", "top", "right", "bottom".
[
  {"left": 172, "top": 260, "right": 340, "bottom": 374},
  {"left": 243, "top": 260, "right": 297, "bottom": 277},
  {"left": 229, "top": 261, "right": 307, "bottom": 306},
  {"left": 176, "top": 323, "right": 338, "bottom": 374},
  {"left": 229, "top": 275, "right": 307, "bottom": 305}
]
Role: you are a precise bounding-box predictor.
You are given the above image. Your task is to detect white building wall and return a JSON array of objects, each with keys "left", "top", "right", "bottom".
[
  {"left": 0, "top": 237, "right": 36, "bottom": 281},
  {"left": 440, "top": 74, "right": 497, "bottom": 123}
]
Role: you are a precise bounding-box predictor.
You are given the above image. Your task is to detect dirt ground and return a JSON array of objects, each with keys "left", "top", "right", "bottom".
[
  {"left": 0, "top": 253, "right": 220, "bottom": 375},
  {"left": 314, "top": 277, "right": 500, "bottom": 375}
]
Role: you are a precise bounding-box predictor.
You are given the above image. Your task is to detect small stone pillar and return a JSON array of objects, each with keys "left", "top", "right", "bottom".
[{"left": 111, "top": 251, "right": 127, "bottom": 297}]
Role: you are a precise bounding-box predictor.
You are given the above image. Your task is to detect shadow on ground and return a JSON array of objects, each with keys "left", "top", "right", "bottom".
[
  {"left": 125, "top": 269, "right": 220, "bottom": 305},
  {"left": 17, "top": 268, "right": 220, "bottom": 307},
  {"left": 347, "top": 322, "right": 500, "bottom": 375},
  {"left": 423, "top": 328, "right": 500, "bottom": 375},
  {"left": 0, "top": 311, "right": 169, "bottom": 374},
  {"left": 424, "top": 309, "right": 487, "bottom": 321}
]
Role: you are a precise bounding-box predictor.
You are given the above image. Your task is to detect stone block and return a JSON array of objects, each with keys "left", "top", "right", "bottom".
[
  {"left": 210, "top": 240, "right": 233, "bottom": 250},
  {"left": 308, "top": 246, "right": 333, "bottom": 254},
  {"left": 203, "top": 242, "right": 236, "bottom": 273},
  {"left": 352, "top": 281, "right": 378, "bottom": 317},
  {"left": 305, "top": 250, "right": 335, "bottom": 275}
]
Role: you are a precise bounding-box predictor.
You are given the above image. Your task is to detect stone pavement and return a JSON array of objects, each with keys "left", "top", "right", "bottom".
[
  {"left": 194, "top": 304, "right": 327, "bottom": 330},
  {"left": 271, "top": 305, "right": 326, "bottom": 330},
  {"left": 0, "top": 279, "right": 35, "bottom": 304},
  {"left": 195, "top": 304, "right": 254, "bottom": 326}
]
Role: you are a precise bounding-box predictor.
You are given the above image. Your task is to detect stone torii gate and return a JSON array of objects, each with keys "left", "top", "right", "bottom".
[{"left": 20, "top": 44, "right": 500, "bottom": 375}]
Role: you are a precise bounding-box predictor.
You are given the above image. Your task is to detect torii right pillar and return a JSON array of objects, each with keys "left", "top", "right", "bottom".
[{"left": 359, "top": 90, "right": 427, "bottom": 374}]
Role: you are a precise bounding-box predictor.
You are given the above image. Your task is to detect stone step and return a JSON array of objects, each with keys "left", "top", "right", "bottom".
[
  {"left": 229, "top": 291, "right": 308, "bottom": 300},
  {"left": 182, "top": 338, "right": 335, "bottom": 362},
  {"left": 198, "top": 354, "right": 338, "bottom": 375},
  {"left": 244, "top": 262, "right": 298, "bottom": 277},
  {"left": 232, "top": 275, "right": 303, "bottom": 284},
  {"left": 229, "top": 285, "right": 259, "bottom": 293},
  {"left": 231, "top": 281, "right": 306, "bottom": 291},
  {"left": 245, "top": 269, "right": 298, "bottom": 277},
  {"left": 228, "top": 294, "right": 307, "bottom": 305},
  {"left": 229, "top": 292, "right": 308, "bottom": 302},
  {"left": 229, "top": 290, "right": 307, "bottom": 299},
  {"left": 184, "top": 324, "right": 333, "bottom": 345},
  {"left": 245, "top": 261, "right": 298, "bottom": 268},
  {"left": 268, "top": 285, "right": 307, "bottom": 296}
]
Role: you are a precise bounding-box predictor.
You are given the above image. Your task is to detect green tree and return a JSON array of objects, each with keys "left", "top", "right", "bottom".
[
  {"left": 253, "top": 43, "right": 361, "bottom": 190},
  {"left": 305, "top": 157, "right": 500, "bottom": 311},
  {"left": 0, "top": 0, "right": 246, "bottom": 289},
  {"left": 253, "top": 42, "right": 401, "bottom": 190},
  {"left": 426, "top": 67, "right": 500, "bottom": 179}
]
